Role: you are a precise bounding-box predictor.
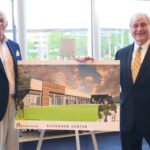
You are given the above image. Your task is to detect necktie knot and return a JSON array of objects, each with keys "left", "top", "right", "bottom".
[{"left": 137, "top": 46, "right": 142, "bottom": 52}]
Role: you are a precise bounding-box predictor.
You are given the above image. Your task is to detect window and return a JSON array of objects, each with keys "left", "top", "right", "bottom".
[
  {"left": 26, "top": 0, "right": 91, "bottom": 60},
  {"left": 98, "top": 0, "right": 150, "bottom": 60},
  {"left": 1, "top": 0, "right": 150, "bottom": 60}
]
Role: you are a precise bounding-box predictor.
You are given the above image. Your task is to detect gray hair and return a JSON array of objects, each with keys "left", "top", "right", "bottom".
[{"left": 129, "top": 12, "right": 150, "bottom": 27}]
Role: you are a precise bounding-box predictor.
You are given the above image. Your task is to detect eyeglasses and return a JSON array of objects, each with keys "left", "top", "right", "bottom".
[
  {"left": 131, "top": 23, "right": 148, "bottom": 29},
  {"left": 0, "top": 18, "right": 6, "bottom": 24}
]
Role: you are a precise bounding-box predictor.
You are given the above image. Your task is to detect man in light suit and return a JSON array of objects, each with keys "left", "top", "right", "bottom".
[
  {"left": 0, "top": 10, "right": 21, "bottom": 150},
  {"left": 115, "top": 12, "right": 150, "bottom": 150}
]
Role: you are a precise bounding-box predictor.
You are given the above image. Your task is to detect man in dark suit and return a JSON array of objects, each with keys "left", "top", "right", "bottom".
[
  {"left": 115, "top": 12, "right": 150, "bottom": 150},
  {"left": 0, "top": 10, "right": 21, "bottom": 150}
]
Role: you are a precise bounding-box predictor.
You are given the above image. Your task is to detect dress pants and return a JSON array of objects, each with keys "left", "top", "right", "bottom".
[
  {"left": 0, "top": 96, "right": 19, "bottom": 150},
  {"left": 121, "top": 124, "right": 150, "bottom": 150}
]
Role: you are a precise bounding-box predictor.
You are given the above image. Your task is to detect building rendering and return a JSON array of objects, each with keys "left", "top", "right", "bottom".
[{"left": 18, "top": 78, "right": 91, "bottom": 106}]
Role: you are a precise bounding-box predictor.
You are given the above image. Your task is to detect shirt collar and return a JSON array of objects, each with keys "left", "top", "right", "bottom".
[
  {"left": 2, "top": 36, "right": 8, "bottom": 44},
  {"left": 0, "top": 35, "right": 8, "bottom": 45},
  {"left": 134, "top": 39, "right": 150, "bottom": 51}
]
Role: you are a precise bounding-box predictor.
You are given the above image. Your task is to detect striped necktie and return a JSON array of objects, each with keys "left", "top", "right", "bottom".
[{"left": 131, "top": 47, "right": 142, "bottom": 83}]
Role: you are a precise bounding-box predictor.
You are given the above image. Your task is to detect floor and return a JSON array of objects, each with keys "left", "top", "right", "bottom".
[{"left": 19, "top": 131, "right": 150, "bottom": 150}]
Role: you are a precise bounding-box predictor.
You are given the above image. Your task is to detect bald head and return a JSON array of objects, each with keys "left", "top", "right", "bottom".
[
  {"left": 0, "top": 10, "right": 7, "bottom": 22},
  {"left": 0, "top": 10, "right": 8, "bottom": 42}
]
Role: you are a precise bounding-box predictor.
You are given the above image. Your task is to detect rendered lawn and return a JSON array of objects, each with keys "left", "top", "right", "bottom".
[{"left": 16, "top": 104, "right": 99, "bottom": 121}]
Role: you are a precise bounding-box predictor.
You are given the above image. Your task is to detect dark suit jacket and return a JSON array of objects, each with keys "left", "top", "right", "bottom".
[
  {"left": 115, "top": 43, "right": 150, "bottom": 134},
  {"left": 0, "top": 39, "right": 22, "bottom": 121}
]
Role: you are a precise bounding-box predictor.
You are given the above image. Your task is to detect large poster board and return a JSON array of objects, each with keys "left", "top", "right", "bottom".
[{"left": 15, "top": 60, "right": 120, "bottom": 131}]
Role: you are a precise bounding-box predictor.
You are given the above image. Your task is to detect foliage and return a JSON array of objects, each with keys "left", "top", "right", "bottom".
[
  {"left": 101, "top": 29, "right": 130, "bottom": 60},
  {"left": 26, "top": 29, "right": 130, "bottom": 60},
  {"left": 27, "top": 40, "right": 36, "bottom": 49},
  {"left": 48, "top": 32, "right": 65, "bottom": 50},
  {"left": 75, "top": 35, "right": 87, "bottom": 56}
]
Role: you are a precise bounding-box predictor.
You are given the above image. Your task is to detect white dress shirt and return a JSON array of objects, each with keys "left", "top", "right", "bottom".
[
  {"left": 0, "top": 39, "right": 15, "bottom": 94},
  {"left": 131, "top": 39, "right": 150, "bottom": 65}
]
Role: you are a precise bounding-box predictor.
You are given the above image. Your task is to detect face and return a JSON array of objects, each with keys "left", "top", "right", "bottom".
[
  {"left": 130, "top": 16, "right": 150, "bottom": 46},
  {"left": 104, "top": 100, "right": 108, "bottom": 105},
  {"left": 0, "top": 11, "right": 8, "bottom": 37}
]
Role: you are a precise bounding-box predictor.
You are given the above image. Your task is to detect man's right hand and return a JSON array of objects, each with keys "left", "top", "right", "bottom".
[{"left": 75, "top": 56, "right": 94, "bottom": 62}]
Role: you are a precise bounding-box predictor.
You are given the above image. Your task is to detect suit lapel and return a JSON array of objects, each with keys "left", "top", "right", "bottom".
[
  {"left": 0, "top": 40, "right": 16, "bottom": 77},
  {"left": 6, "top": 41, "right": 16, "bottom": 61},
  {"left": 136, "top": 44, "right": 150, "bottom": 83},
  {"left": 0, "top": 59, "right": 6, "bottom": 75},
  {"left": 6, "top": 40, "right": 21, "bottom": 61},
  {"left": 127, "top": 44, "right": 134, "bottom": 86}
]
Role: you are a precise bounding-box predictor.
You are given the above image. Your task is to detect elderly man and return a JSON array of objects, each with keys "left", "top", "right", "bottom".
[
  {"left": 115, "top": 12, "right": 150, "bottom": 150},
  {"left": 0, "top": 10, "right": 22, "bottom": 150}
]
